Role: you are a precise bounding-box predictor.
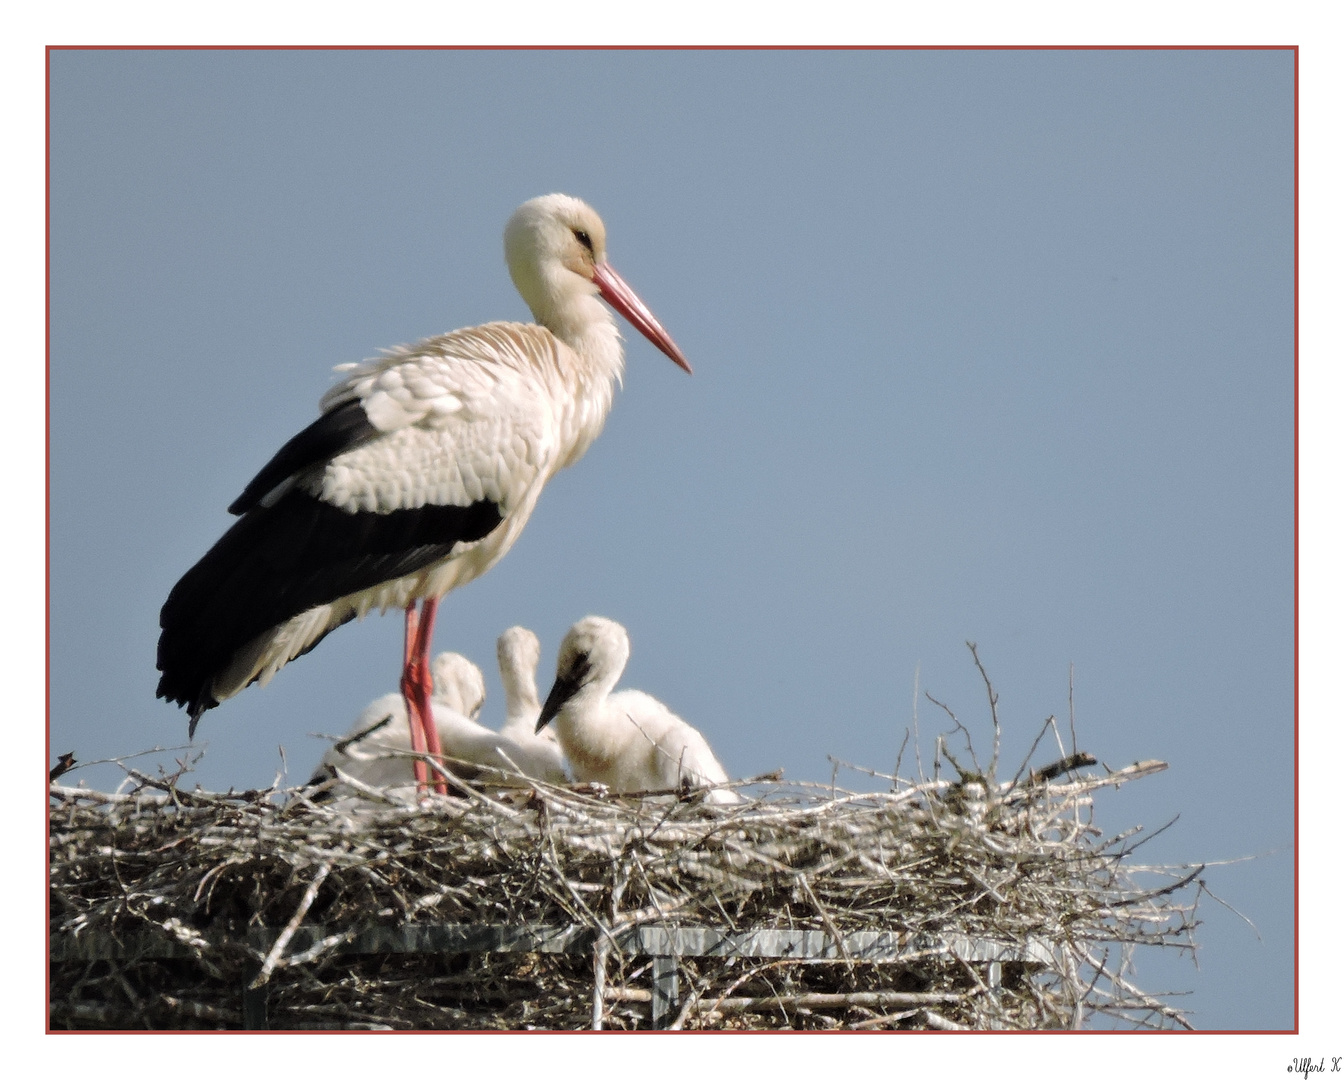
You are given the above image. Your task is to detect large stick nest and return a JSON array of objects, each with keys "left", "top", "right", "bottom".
[{"left": 49, "top": 731, "right": 1201, "bottom": 1031}]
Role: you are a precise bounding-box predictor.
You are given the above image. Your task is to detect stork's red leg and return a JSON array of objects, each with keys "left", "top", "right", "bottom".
[
  {"left": 412, "top": 598, "right": 447, "bottom": 793},
  {"left": 401, "top": 603, "right": 431, "bottom": 790},
  {"left": 400, "top": 598, "right": 447, "bottom": 795}
]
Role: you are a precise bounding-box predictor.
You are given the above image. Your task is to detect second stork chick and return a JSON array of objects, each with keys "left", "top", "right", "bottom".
[
  {"left": 313, "top": 651, "right": 486, "bottom": 795},
  {"left": 320, "top": 651, "right": 563, "bottom": 792}
]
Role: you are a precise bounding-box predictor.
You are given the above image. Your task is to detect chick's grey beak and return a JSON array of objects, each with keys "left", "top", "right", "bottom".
[{"left": 536, "top": 660, "right": 589, "bottom": 733}]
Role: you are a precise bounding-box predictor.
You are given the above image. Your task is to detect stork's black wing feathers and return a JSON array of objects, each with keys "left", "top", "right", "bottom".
[
  {"left": 227, "top": 400, "right": 380, "bottom": 515},
  {"left": 156, "top": 490, "right": 504, "bottom": 715}
]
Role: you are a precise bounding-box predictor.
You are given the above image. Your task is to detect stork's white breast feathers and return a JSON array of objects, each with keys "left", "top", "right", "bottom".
[{"left": 313, "top": 323, "right": 565, "bottom": 515}]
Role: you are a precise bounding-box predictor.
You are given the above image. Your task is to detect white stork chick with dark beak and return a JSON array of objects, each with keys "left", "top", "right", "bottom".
[
  {"left": 536, "top": 616, "right": 738, "bottom": 804},
  {"left": 156, "top": 195, "right": 690, "bottom": 794}
]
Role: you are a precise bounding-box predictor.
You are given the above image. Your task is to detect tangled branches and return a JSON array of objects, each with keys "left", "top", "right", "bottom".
[{"left": 49, "top": 744, "right": 1198, "bottom": 1030}]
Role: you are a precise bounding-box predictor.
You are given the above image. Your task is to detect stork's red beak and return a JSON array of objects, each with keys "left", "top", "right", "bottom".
[{"left": 592, "top": 261, "right": 693, "bottom": 374}]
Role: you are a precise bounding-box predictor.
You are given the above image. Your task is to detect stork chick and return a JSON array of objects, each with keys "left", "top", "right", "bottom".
[
  {"left": 537, "top": 616, "right": 737, "bottom": 803},
  {"left": 497, "top": 625, "right": 557, "bottom": 744},
  {"left": 312, "top": 651, "right": 486, "bottom": 795},
  {"left": 494, "top": 626, "right": 568, "bottom": 783},
  {"left": 316, "top": 650, "right": 564, "bottom": 793}
]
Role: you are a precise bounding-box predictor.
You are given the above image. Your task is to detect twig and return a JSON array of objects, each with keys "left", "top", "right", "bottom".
[
  {"left": 1195, "top": 876, "right": 1261, "bottom": 941},
  {"left": 1029, "top": 753, "right": 1098, "bottom": 784},
  {"left": 967, "top": 641, "right": 1000, "bottom": 777},
  {"left": 892, "top": 729, "right": 910, "bottom": 791},
  {"left": 250, "top": 861, "right": 333, "bottom": 988},
  {"left": 330, "top": 711, "right": 396, "bottom": 754},
  {"left": 795, "top": 873, "right": 854, "bottom": 975},
  {"left": 848, "top": 1009, "right": 920, "bottom": 1029},
  {"left": 1068, "top": 662, "right": 1079, "bottom": 758},
  {"left": 923, "top": 1008, "right": 970, "bottom": 1030},
  {"left": 694, "top": 990, "right": 964, "bottom": 1013},
  {"left": 1009, "top": 715, "right": 1062, "bottom": 791},
  {"left": 825, "top": 756, "right": 895, "bottom": 783}
]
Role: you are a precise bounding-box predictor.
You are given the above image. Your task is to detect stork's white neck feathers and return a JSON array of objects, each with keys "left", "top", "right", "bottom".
[
  {"left": 504, "top": 194, "right": 625, "bottom": 383},
  {"left": 502, "top": 194, "right": 632, "bottom": 466}
]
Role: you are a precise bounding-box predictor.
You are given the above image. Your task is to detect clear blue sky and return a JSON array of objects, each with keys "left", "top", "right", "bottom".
[{"left": 49, "top": 48, "right": 1292, "bottom": 1031}]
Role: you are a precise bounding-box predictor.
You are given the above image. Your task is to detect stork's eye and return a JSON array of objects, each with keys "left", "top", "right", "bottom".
[{"left": 573, "top": 229, "right": 594, "bottom": 253}]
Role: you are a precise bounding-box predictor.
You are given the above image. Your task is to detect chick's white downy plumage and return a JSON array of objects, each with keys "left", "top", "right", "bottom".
[
  {"left": 495, "top": 626, "right": 567, "bottom": 782},
  {"left": 313, "top": 652, "right": 486, "bottom": 795},
  {"left": 497, "top": 625, "right": 560, "bottom": 738},
  {"left": 536, "top": 616, "right": 738, "bottom": 803},
  {"left": 428, "top": 651, "right": 487, "bottom": 720},
  {"left": 315, "top": 651, "right": 564, "bottom": 794},
  {"left": 429, "top": 648, "right": 568, "bottom": 786}
]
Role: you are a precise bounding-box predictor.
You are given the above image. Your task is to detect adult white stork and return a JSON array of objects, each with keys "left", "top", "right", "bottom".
[
  {"left": 157, "top": 194, "right": 690, "bottom": 794},
  {"left": 536, "top": 616, "right": 739, "bottom": 804}
]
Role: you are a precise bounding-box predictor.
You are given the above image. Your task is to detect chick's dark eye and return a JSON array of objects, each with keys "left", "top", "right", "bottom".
[{"left": 573, "top": 229, "right": 594, "bottom": 253}]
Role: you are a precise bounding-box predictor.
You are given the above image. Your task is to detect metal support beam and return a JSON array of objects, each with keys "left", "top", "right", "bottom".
[
  {"left": 241, "top": 981, "right": 268, "bottom": 1030},
  {"left": 650, "top": 956, "right": 679, "bottom": 1028},
  {"left": 52, "top": 923, "right": 1056, "bottom": 966}
]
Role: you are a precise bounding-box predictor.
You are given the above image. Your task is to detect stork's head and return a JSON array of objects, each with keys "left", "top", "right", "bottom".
[
  {"left": 536, "top": 615, "right": 631, "bottom": 733},
  {"left": 431, "top": 651, "right": 487, "bottom": 720},
  {"left": 505, "top": 194, "right": 691, "bottom": 373}
]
